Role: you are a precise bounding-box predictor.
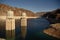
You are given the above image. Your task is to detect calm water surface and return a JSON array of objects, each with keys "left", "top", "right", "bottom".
[{"left": 0, "top": 18, "right": 60, "bottom": 40}]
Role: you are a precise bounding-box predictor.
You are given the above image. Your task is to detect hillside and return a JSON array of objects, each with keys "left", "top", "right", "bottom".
[
  {"left": 42, "top": 9, "right": 60, "bottom": 23},
  {"left": 43, "top": 9, "right": 60, "bottom": 39},
  {"left": 0, "top": 4, "right": 36, "bottom": 17},
  {"left": 36, "top": 12, "right": 46, "bottom": 17}
]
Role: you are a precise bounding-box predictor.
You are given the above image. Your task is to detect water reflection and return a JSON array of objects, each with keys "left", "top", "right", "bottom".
[
  {"left": 0, "top": 18, "right": 60, "bottom": 40},
  {"left": 15, "top": 18, "right": 50, "bottom": 40}
]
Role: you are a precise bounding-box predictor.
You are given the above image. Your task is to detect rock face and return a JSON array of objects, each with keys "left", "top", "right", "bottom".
[
  {"left": 44, "top": 27, "right": 60, "bottom": 38},
  {"left": 51, "top": 23, "right": 60, "bottom": 30},
  {"left": 43, "top": 9, "right": 60, "bottom": 38},
  {"left": 43, "top": 9, "right": 60, "bottom": 39},
  {"left": 0, "top": 38, "right": 5, "bottom": 40},
  {"left": 42, "top": 9, "right": 60, "bottom": 23},
  {"left": 0, "top": 4, "right": 36, "bottom": 17}
]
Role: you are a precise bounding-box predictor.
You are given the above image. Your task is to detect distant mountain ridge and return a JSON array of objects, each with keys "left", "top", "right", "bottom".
[{"left": 36, "top": 9, "right": 60, "bottom": 18}]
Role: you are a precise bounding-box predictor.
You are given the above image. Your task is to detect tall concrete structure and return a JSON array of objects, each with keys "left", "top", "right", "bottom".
[
  {"left": 0, "top": 11, "right": 38, "bottom": 40},
  {"left": 6, "top": 10, "right": 15, "bottom": 40},
  {"left": 20, "top": 13, "right": 38, "bottom": 39},
  {"left": 21, "top": 13, "right": 27, "bottom": 39}
]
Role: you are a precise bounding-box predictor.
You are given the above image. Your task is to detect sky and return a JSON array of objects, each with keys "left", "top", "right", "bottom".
[{"left": 0, "top": 0, "right": 60, "bottom": 12}]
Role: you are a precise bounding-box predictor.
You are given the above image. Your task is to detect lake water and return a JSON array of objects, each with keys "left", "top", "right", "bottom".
[
  {"left": 0, "top": 18, "right": 60, "bottom": 40},
  {"left": 15, "top": 18, "right": 60, "bottom": 40}
]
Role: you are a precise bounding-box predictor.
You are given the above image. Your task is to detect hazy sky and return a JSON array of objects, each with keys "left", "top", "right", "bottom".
[{"left": 0, "top": 0, "right": 60, "bottom": 12}]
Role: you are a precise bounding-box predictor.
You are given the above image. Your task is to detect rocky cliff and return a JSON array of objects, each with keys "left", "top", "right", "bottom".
[
  {"left": 0, "top": 4, "right": 36, "bottom": 17},
  {"left": 42, "top": 9, "right": 60, "bottom": 23},
  {"left": 43, "top": 9, "right": 60, "bottom": 39}
]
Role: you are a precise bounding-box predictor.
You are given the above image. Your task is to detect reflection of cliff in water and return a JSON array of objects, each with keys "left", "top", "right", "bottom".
[
  {"left": 0, "top": 20, "right": 6, "bottom": 39},
  {"left": 0, "top": 18, "right": 60, "bottom": 40}
]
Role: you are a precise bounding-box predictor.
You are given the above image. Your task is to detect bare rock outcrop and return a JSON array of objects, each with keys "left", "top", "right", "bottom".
[{"left": 44, "top": 23, "right": 60, "bottom": 39}]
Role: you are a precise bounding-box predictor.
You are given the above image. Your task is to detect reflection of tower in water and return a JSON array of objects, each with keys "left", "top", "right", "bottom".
[
  {"left": 6, "top": 10, "right": 27, "bottom": 40},
  {"left": 6, "top": 10, "right": 15, "bottom": 40},
  {"left": 21, "top": 12, "right": 27, "bottom": 39},
  {"left": 5, "top": 10, "right": 38, "bottom": 40}
]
